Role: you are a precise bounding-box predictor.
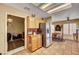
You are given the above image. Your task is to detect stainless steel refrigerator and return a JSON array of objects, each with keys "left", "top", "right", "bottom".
[{"left": 39, "top": 22, "right": 52, "bottom": 48}]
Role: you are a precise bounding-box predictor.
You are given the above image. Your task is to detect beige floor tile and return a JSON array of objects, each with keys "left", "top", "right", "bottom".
[{"left": 14, "top": 40, "right": 79, "bottom": 55}]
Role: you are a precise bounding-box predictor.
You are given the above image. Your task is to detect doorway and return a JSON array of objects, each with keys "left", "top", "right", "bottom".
[{"left": 7, "top": 15, "right": 25, "bottom": 51}]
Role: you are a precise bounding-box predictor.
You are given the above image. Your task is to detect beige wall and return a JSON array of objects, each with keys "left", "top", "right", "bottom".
[
  {"left": 0, "top": 4, "right": 27, "bottom": 17},
  {"left": 7, "top": 15, "right": 24, "bottom": 34},
  {"left": 0, "top": 12, "right": 7, "bottom": 54},
  {"left": 0, "top": 4, "right": 28, "bottom": 54}
]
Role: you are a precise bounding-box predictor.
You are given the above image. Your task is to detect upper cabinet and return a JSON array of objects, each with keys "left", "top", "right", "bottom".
[
  {"left": 28, "top": 16, "right": 35, "bottom": 28},
  {"left": 28, "top": 16, "right": 45, "bottom": 28}
]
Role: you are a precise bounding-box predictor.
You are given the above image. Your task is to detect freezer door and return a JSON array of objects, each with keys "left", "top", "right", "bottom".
[{"left": 46, "top": 23, "right": 52, "bottom": 38}]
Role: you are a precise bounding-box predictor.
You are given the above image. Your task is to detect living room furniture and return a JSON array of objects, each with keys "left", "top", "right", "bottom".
[
  {"left": 52, "top": 33, "right": 63, "bottom": 41},
  {"left": 52, "top": 24, "right": 63, "bottom": 41},
  {"left": 8, "top": 39, "right": 24, "bottom": 51},
  {"left": 7, "top": 33, "right": 24, "bottom": 51}
]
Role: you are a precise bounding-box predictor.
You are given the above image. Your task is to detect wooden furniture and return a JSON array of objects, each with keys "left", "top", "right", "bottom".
[
  {"left": 27, "top": 34, "right": 42, "bottom": 52},
  {"left": 28, "top": 17, "right": 39, "bottom": 28},
  {"left": 8, "top": 39, "right": 24, "bottom": 51},
  {"left": 52, "top": 24, "right": 63, "bottom": 41},
  {"left": 52, "top": 32, "right": 63, "bottom": 41},
  {"left": 27, "top": 16, "right": 45, "bottom": 28},
  {"left": 37, "top": 35, "right": 42, "bottom": 48},
  {"left": 28, "top": 17, "right": 35, "bottom": 28}
]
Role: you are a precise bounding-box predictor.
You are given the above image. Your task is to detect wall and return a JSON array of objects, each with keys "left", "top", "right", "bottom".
[
  {"left": 7, "top": 15, "right": 24, "bottom": 34},
  {"left": 0, "top": 4, "right": 28, "bottom": 54},
  {"left": 0, "top": 12, "right": 7, "bottom": 54},
  {"left": 52, "top": 3, "right": 79, "bottom": 40},
  {"left": 0, "top": 4, "right": 27, "bottom": 17}
]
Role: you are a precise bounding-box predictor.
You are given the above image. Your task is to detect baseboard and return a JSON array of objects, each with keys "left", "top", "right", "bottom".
[
  {"left": 6, "top": 46, "right": 25, "bottom": 55},
  {"left": 64, "top": 39, "right": 79, "bottom": 42}
]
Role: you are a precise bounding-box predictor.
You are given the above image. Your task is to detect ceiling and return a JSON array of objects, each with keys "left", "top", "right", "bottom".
[
  {"left": 33, "top": 3, "right": 64, "bottom": 11},
  {"left": 33, "top": 3, "right": 72, "bottom": 14},
  {"left": 4, "top": 3, "right": 72, "bottom": 18},
  {"left": 33, "top": 3, "right": 42, "bottom": 7}
]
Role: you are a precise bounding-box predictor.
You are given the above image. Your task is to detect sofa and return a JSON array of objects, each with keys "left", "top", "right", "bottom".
[{"left": 7, "top": 32, "right": 24, "bottom": 51}]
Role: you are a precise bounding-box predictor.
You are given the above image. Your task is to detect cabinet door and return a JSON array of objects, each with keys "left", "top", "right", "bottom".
[
  {"left": 35, "top": 19, "right": 39, "bottom": 28},
  {"left": 28, "top": 17, "right": 35, "bottom": 28},
  {"left": 37, "top": 38, "right": 42, "bottom": 48},
  {"left": 37, "top": 35, "right": 42, "bottom": 48},
  {"left": 32, "top": 37, "right": 37, "bottom": 51},
  {"left": 27, "top": 36, "right": 32, "bottom": 51}
]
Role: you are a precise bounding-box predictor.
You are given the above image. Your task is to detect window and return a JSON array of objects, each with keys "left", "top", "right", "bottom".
[
  {"left": 63, "top": 24, "right": 69, "bottom": 34},
  {"left": 70, "top": 23, "right": 76, "bottom": 34},
  {"left": 63, "top": 23, "right": 76, "bottom": 35}
]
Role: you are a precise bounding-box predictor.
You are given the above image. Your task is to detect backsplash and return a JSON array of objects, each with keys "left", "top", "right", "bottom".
[{"left": 27, "top": 28, "right": 41, "bottom": 35}]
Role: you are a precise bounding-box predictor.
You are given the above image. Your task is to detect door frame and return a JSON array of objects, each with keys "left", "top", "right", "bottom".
[{"left": 4, "top": 12, "right": 27, "bottom": 55}]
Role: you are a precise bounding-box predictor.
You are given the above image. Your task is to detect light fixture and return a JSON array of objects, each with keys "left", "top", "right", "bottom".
[
  {"left": 24, "top": 7, "right": 30, "bottom": 10},
  {"left": 7, "top": 18, "right": 13, "bottom": 23},
  {"left": 32, "top": 14, "right": 35, "bottom": 17},
  {"left": 67, "top": 17, "right": 69, "bottom": 21},
  {"left": 40, "top": 3, "right": 52, "bottom": 9},
  {"left": 47, "top": 3, "right": 72, "bottom": 14}
]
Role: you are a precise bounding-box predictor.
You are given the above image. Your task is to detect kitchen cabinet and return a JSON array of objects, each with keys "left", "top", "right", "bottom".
[
  {"left": 27, "top": 34, "right": 42, "bottom": 52},
  {"left": 28, "top": 17, "right": 35, "bottom": 28},
  {"left": 28, "top": 17, "right": 39, "bottom": 28},
  {"left": 35, "top": 19, "right": 39, "bottom": 28},
  {"left": 37, "top": 35, "right": 42, "bottom": 48},
  {"left": 28, "top": 16, "right": 45, "bottom": 28}
]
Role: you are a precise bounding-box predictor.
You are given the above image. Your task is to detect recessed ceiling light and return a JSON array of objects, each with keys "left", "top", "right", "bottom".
[
  {"left": 40, "top": 3, "right": 52, "bottom": 9},
  {"left": 47, "top": 3, "right": 72, "bottom": 14}
]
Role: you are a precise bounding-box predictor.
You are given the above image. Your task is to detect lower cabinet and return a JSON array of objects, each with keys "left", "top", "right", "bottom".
[
  {"left": 27, "top": 35, "right": 42, "bottom": 52},
  {"left": 37, "top": 36, "right": 42, "bottom": 48}
]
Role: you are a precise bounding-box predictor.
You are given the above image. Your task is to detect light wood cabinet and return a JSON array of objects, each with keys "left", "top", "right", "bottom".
[
  {"left": 28, "top": 16, "right": 45, "bottom": 28},
  {"left": 27, "top": 35, "right": 42, "bottom": 52},
  {"left": 37, "top": 36, "right": 42, "bottom": 48},
  {"left": 28, "top": 17, "right": 35, "bottom": 28},
  {"left": 28, "top": 16, "right": 39, "bottom": 28},
  {"left": 35, "top": 19, "right": 39, "bottom": 28},
  {"left": 31, "top": 36, "right": 37, "bottom": 51}
]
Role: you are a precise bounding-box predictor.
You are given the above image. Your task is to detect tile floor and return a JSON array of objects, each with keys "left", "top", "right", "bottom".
[{"left": 14, "top": 40, "right": 79, "bottom": 55}]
